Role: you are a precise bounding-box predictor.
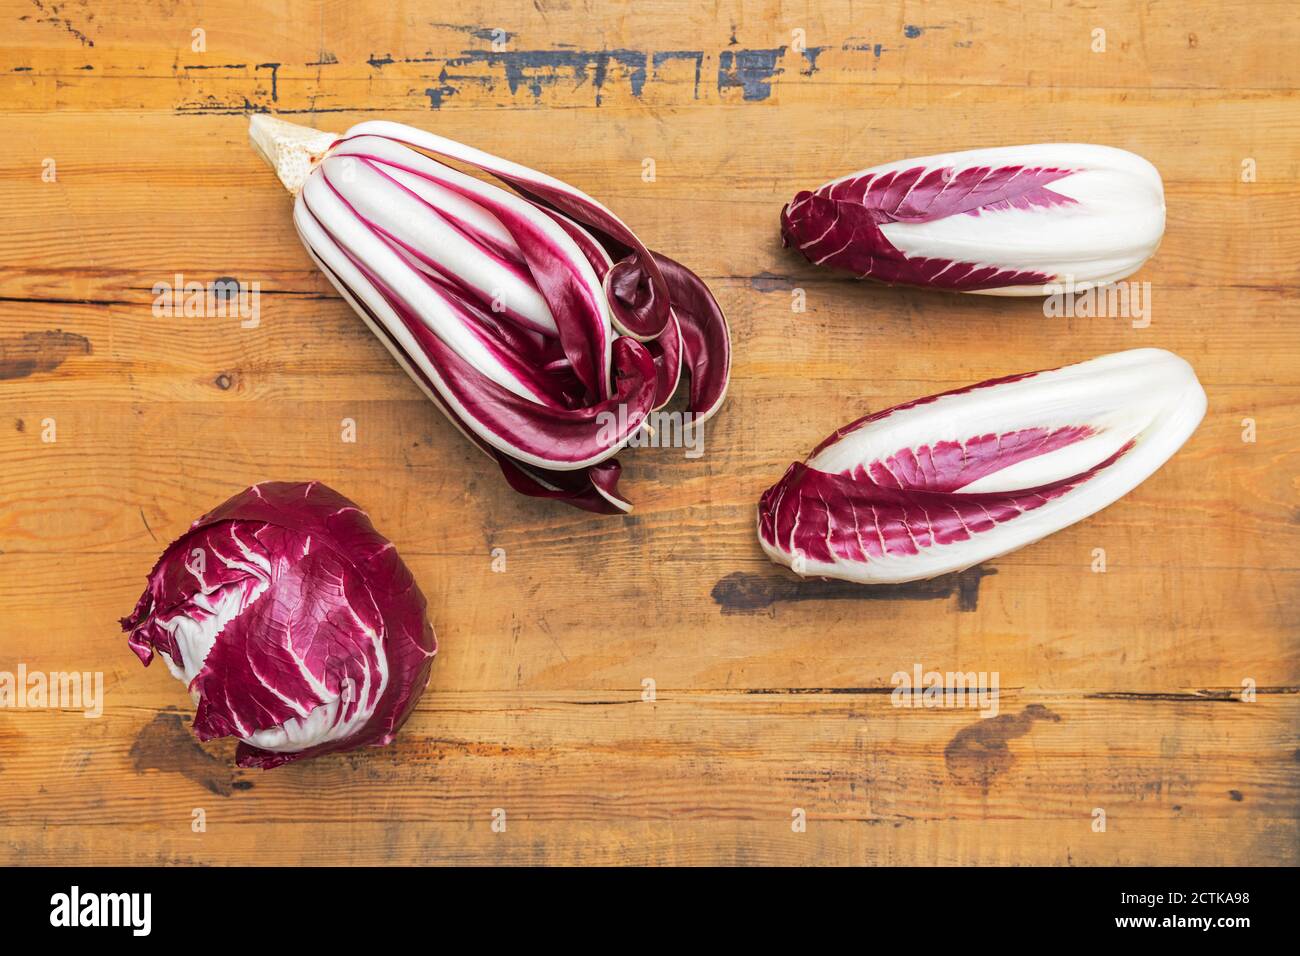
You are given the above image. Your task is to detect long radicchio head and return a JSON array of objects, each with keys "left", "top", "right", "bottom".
[
  {"left": 250, "top": 115, "right": 730, "bottom": 514},
  {"left": 758, "top": 349, "right": 1205, "bottom": 583},
  {"left": 781, "top": 143, "right": 1165, "bottom": 295},
  {"left": 121, "top": 482, "right": 436, "bottom": 769}
]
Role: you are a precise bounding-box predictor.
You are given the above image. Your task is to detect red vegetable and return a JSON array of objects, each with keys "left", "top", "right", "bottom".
[
  {"left": 759, "top": 349, "right": 1205, "bottom": 583},
  {"left": 122, "top": 482, "right": 436, "bottom": 768},
  {"left": 781, "top": 144, "right": 1165, "bottom": 295},
  {"left": 251, "top": 116, "right": 731, "bottom": 513}
]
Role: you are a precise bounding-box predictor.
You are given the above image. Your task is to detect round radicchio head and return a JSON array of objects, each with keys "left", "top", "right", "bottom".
[{"left": 121, "top": 481, "right": 436, "bottom": 769}]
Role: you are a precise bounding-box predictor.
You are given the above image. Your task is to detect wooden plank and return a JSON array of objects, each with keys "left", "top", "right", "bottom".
[
  {"left": 0, "top": 0, "right": 1296, "bottom": 866},
  {"left": 0, "top": 693, "right": 1294, "bottom": 864},
  {"left": 3, "top": 0, "right": 1300, "bottom": 115},
  {"left": 4, "top": 549, "right": 1297, "bottom": 692}
]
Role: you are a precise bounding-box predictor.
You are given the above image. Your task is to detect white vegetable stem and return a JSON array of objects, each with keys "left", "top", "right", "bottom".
[{"left": 248, "top": 114, "right": 338, "bottom": 195}]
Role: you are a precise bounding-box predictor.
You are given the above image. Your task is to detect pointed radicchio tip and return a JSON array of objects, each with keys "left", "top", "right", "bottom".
[
  {"left": 121, "top": 482, "right": 436, "bottom": 768},
  {"left": 781, "top": 143, "right": 1165, "bottom": 295},
  {"left": 758, "top": 349, "right": 1205, "bottom": 584}
]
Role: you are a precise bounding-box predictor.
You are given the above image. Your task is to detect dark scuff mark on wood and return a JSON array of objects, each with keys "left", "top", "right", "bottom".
[
  {"left": 29, "top": 0, "right": 94, "bottom": 48},
  {"left": 259, "top": 107, "right": 355, "bottom": 115},
  {"left": 944, "top": 703, "right": 1061, "bottom": 788},
  {"left": 843, "top": 39, "right": 891, "bottom": 58},
  {"left": 130, "top": 712, "right": 235, "bottom": 797},
  {"left": 138, "top": 506, "right": 157, "bottom": 542},
  {"left": 255, "top": 62, "right": 280, "bottom": 102},
  {"left": 745, "top": 686, "right": 900, "bottom": 695},
  {"left": 0, "top": 330, "right": 91, "bottom": 380},
  {"left": 1085, "top": 690, "right": 1239, "bottom": 703},
  {"left": 750, "top": 270, "right": 795, "bottom": 292},
  {"left": 174, "top": 96, "right": 266, "bottom": 115},
  {"left": 209, "top": 276, "right": 241, "bottom": 300},
  {"left": 566, "top": 698, "right": 642, "bottom": 706},
  {"left": 711, "top": 565, "right": 995, "bottom": 614},
  {"left": 0, "top": 294, "right": 125, "bottom": 307},
  {"left": 718, "top": 47, "right": 786, "bottom": 100}
]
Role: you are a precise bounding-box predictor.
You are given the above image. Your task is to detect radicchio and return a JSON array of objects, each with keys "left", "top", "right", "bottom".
[
  {"left": 758, "top": 349, "right": 1205, "bottom": 583},
  {"left": 250, "top": 115, "right": 731, "bottom": 514},
  {"left": 121, "top": 482, "right": 436, "bottom": 768},
  {"left": 781, "top": 143, "right": 1165, "bottom": 295}
]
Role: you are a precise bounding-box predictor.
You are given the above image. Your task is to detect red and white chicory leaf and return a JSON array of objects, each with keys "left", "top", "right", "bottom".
[
  {"left": 121, "top": 482, "right": 436, "bottom": 769},
  {"left": 758, "top": 349, "right": 1205, "bottom": 583},
  {"left": 250, "top": 115, "right": 730, "bottom": 513},
  {"left": 781, "top": 144, "right": 1165, "bottom": 294}
]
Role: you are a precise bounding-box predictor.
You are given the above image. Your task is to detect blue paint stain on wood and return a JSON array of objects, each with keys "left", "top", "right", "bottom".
[
  {"left": 800, "top": 45, "right": 828, "bottom": 76},
  {"left": 363, "top": 41, "right": 840, "bottom": 108},
  {"left": 425, "top": 84, "right": 457, "bottom": 108},
  {"left": 255, "top": 62, "right": 280, "bottom": 102},
  {"left": 652, "top": 50, "right": 704, "bottom": 99},
  {"left": 904, "top": 25, "right": 923, "bottom": 38},
  {"left": 442, "top": 49, "right": 648, "bottom": 105},
  {"left": 468, "top": 27, "right": 513, "bottom": 44},
  {"left": 426, "top": 61, "right": 495, "bottom": 108},
  {"left": 843, "top": 40, "right": 890, "bottom": 58},
  {"left": 718, "top": 47, "right": 786, "bottom": 101},
  {"left": 428, "top": 22, "right": 515, "bottom": 45}
]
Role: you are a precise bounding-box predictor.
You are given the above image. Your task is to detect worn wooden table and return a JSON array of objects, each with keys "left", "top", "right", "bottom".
[{"left": 1, "top": 0, "right": 1296, "bottom": 866}]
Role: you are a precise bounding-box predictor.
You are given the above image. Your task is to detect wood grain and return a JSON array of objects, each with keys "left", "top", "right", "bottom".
[{"left": 0, "top": 0, "right": 1296, "bottom": 866}]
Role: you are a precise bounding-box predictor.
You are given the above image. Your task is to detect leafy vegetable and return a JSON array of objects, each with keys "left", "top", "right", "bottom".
[
  {"left": 781, "top": 144, "right": 1165, "bottom": 294},
  {"left": 250, "top": 115, "right": 730, "bottom": 513},
  {"left": 758, "top": 349, "right": 1205, "bottom": 583},
  {"left": 121, "top": 482, "right": 436, "bottom": 769}
]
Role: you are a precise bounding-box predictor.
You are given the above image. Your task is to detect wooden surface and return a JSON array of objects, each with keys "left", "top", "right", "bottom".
[{"left": 1, "top": 0, "right": 1297, "bottom": 866}]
